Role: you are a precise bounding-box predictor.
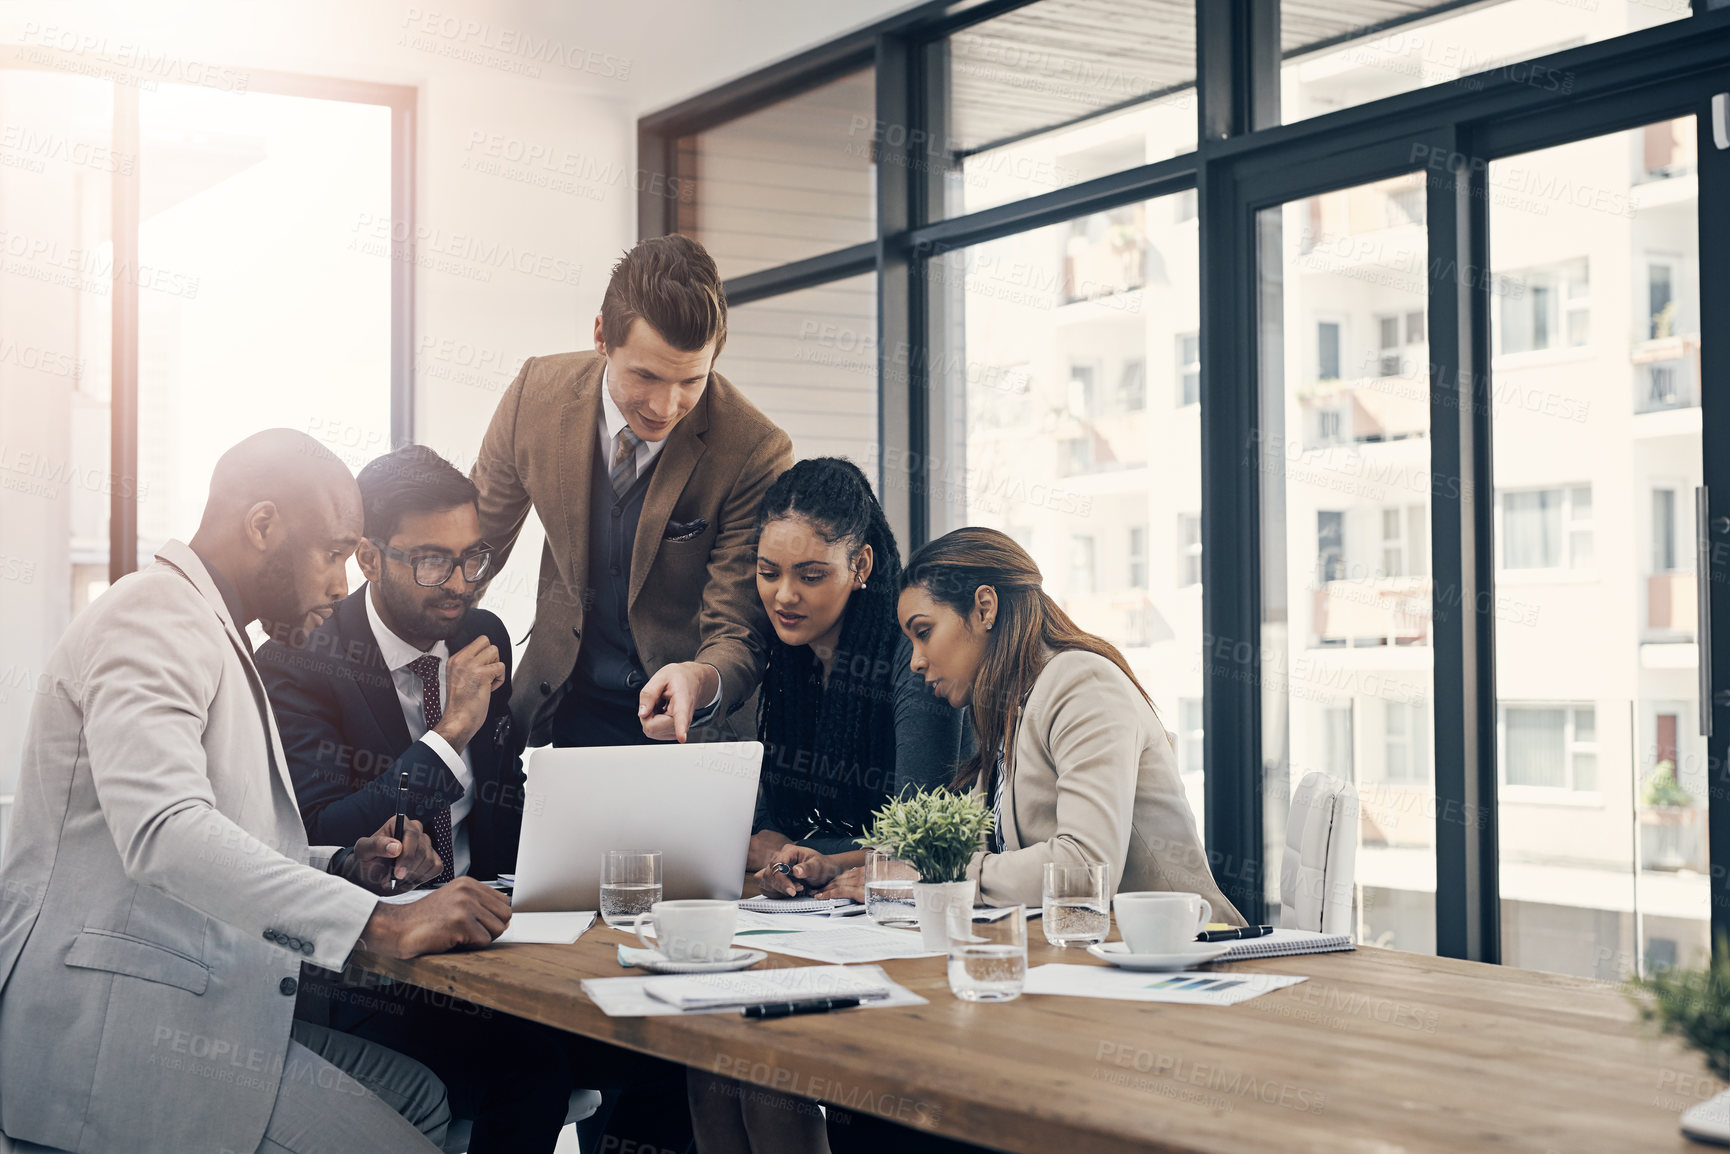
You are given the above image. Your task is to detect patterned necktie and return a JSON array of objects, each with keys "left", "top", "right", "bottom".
[
  {"left": 406, "top": 653, "right": 456, "bottom": 886},
  {"left": 610, "top": 427, "right": 642, "bottom": 498}
]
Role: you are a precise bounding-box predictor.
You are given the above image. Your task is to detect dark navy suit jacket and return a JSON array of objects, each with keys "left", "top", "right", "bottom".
[{"left": 257, "top": 585, "right": 525, "bottom": 882}]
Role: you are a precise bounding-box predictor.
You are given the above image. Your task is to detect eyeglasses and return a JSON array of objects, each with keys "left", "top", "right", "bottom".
[{"left": 371, "top": 540, "right": 494, "bottom": 587}]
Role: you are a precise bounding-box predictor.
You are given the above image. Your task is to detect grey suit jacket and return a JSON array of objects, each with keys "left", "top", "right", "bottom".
[
  {"left": 0, "top": 541, "right": 379, "bottom": 1154},
  {"left": 967, "top": 649, "right": 1245, "bottom": 925}
]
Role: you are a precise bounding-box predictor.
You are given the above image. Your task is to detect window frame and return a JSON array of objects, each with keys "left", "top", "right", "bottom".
[
  {"left": 638, "top": 0, "right": 1730, "bottom": 964},
  {"left": 0, "top": 54, "right": 418, "bottom": 584}
]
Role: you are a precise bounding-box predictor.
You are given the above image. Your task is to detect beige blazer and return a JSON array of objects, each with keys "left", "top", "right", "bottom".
[
  {"left": 967, "top": 648, "right": 1245, "bottom": 924},
  {"left": 472, "top": 350, "right": 793, "bottom": 743},
  {"left": 0, "top": 541, "right": 378, "bottom": 1154}
]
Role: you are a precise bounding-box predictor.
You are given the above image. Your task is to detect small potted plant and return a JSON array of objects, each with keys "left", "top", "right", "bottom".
[
  {"left": 1640, "top": 760, "right": 1698, "bottom": 872},
  {"left": 1628, "top": 939, "right": 1730, "bottom": 1141},
  {"left": 858, "top": 787, "right": 994, "bottom": 950}
]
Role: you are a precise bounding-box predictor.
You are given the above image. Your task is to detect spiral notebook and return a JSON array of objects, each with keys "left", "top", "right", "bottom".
[{"left": 1217, "top": 928, "right": 1354, "bottom": 961}]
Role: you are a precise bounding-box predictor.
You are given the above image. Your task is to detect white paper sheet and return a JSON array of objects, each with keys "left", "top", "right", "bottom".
[
  {"left": 730, "top": 910, "right": 942, "bottom": 963},
  {"left": 582, "top": 964, "right": 928, "bottom": 1018},
  {"left": 377, "top": 888, "right": 435, "bottom": 905},
  {"left": 1023, "top": 964, "right": 1306, "bottom": 1006},
  {"left": 493, "top": 911, "right": 596, "bottom": 945}
]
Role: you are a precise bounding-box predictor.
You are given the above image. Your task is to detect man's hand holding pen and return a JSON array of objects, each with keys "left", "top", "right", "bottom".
[{"left": 345, "top": 816, "right": 444, "bottom": 895}]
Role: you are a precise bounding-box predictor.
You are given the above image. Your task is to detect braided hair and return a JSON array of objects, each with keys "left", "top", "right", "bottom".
[{"left": 754, "top": 457, "right": 905, "bottom": 842}]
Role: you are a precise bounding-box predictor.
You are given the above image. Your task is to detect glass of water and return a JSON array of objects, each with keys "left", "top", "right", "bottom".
[
  {"left": 1042, "top": 861, "right": 1109, "bottom": 948},
  {"left": 600, "top": 850, "right": 662, "bottom": 929},
  {"left": 864, "top": 849, "right": 919, "bottom": 928},
  {"left": 945, "top": 904, "right": 1027, "bottom": 1002}
]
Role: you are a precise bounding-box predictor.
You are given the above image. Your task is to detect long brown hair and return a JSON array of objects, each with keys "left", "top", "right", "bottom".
[{"left": 902, "top": 527, "right": 1156, "bottom": 791}]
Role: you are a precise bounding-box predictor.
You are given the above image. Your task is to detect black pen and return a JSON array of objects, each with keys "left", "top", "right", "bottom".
[
  {"left": 741, "top": 997, "right": 862, "bottom": 1020},
  {"left": 770, "top": 862, "right": 812, "bottom": 893},
  {"left": 388, "top": 772, "right": 408, "bottom": 893},
  {"left": 1198, "top": 925, "right": 1275, "bottom": 942}
]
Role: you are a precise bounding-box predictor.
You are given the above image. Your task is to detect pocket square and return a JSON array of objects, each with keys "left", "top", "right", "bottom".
[{"left": 663, "top": 517, "right": 709, "bottom": 543}]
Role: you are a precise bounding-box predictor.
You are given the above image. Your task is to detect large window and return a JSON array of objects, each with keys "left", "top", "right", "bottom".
[
  {"left": 930, "top": 192, "right": 1206, "bottom": 840},
  {"left": 932, "top": 0, "right": 1197, "bottom": 218},
  {"left": 0, "top": 66, "right": 401, "bottom": 791},
  {"left": 1259, "top": 171, "right": 1434, "bottom": 953},
  {"left": 646, "top": 0, "right": 1729, "bottom": 977},
  {"left": 1491, "top": 120, "right": 1705, "bottom": 981},
  {"left": 136, "top": 86, "right": 393, "bottom": 561}
]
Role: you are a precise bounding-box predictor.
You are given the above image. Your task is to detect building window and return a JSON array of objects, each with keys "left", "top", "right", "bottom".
[
  {"left": 1069, "top": 534, "right": 1097, "bottom": 596},
  {"left": 1177, "top": 333, "right": 1200, "bottom": 407},
  {"left": 1499, "top": 259, "right": 1590, "bottom": 354},
  {"left": 1502, "top": 486, "right": 1593, "bottom": 570},
  {"left": 1177, "top": 699, "right": 1204, "bottom": 777},
  {"left": 1373, "top": 309, "right": 1427, "bottom": 377},
  {"left": 1653, "top": 489, "right": 1677, "bottom": 573},
  {"left": 1373, "top": 700, "right": 1430, "bottom": 785},
  {"left": 1118, "top": 358, "right": 1147, "bottom": 412},
  {"left": 1502, "top": 705, "right": 1598, "bottom": 793},
  {"left": 1317, "top": 511, "right": 1346, "bottom": 583},
  {"left": 1177, "top": 514, "right": 1202, "bottom": 588},
  {"left": 1127, "top": 524, "right": 1147, "bottom": 589},
  {"left": 1067, "top": 362, "right": 1096, "bottom": 419},
  {"left": 1648, "top": 258, "right": 1676, "bottom": 340},
  {"left": 1175, "top": 188, "right": 1198, "bottom": 224},
  {"left": 1384, "top": 183, "right": 1425, "bottom": 228},
  {"left": 1317, "top": 320, "right": 1342, "bottom": 381},
  {"left": 1381, "top": 504, "right": 1429, "bottom": 578}
]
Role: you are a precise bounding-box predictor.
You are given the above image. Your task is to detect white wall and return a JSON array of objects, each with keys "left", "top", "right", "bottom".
[{"left": 0, "top": 0, "right": 917, "bottom": 655}]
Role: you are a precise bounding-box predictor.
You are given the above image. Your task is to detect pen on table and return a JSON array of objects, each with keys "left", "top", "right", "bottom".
[
  {"left": 1197, "top": 925, "right": 1275, "bottom": 942},
  {"left": 770, "top": 861, "right": 810, "bottom": 893},
  {"left": 388, "top": 771, "right": 408, "bottom": 893},
  {"left": 741, "top": 997, "right": 862, "bottom": 1020}
]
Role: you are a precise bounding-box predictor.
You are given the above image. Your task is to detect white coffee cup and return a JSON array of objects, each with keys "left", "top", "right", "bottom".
[
  {"left": 631, "top": 899, "right": 737, "bottom": 962},
  {"left": 1114, "top": 891, "right": 1213, "bottom": 954}
]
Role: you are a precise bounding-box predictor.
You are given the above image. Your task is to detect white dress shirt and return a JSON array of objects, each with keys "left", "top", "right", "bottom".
[
  {"left": 595, "top": 364, "right": 722, "bottom": 717},
  {"left": 366, "top": 586, "right": 475, "bottom": 878}
]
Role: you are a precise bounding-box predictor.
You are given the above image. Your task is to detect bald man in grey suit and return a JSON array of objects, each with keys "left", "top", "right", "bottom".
[{"left": 0, "top": 431, "right": 514, "bottom": 1154}]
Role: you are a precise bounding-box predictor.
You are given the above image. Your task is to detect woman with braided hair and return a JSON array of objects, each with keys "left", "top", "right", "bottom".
[
  {"left": 687, "top": 457, "right": 967, "bottom": 1154},
  {"left": 742, "top": 456, "right": 966, "bottom": 887}
]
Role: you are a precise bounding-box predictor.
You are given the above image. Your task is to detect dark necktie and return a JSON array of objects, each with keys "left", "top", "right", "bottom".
[
  {"left": 406, "top": 653, "right": 456, "bottom": 886},
  {"left": 610, "top": 428, "right": 642, "bottom": 498}
]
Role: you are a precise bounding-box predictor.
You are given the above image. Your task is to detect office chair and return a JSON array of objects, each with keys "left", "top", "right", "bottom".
[
  {"left": 440, "top": 1088, "right": 603, "bottom": 1154},
  {"left": 1278, "top": 771, "right": 1359, "bottom": 936}
]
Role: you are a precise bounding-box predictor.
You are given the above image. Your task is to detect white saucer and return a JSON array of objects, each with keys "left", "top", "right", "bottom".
[
  {"left": 1087, "top": 941, "right": 1231, "bottom": 972},
  {"left": 633, "top": 947, "right": 767, "bottom": 975}
]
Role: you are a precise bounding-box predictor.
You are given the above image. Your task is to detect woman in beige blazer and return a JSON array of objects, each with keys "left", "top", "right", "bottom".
[{"left": 891, "top": 527, "right": 1244, "bottom": 922}]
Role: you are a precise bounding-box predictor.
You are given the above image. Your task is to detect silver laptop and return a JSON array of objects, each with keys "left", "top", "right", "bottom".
[{"left": 511, "top": 741, "right": 764, "bottom": 913}]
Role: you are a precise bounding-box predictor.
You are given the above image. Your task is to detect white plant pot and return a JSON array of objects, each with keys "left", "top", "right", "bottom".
[
  {"left": 1682, "top": 1086, "right": 1730, "bottom": 1145},
  {"left": 914, "top": 879, "right": 976, "bottom": 952}
]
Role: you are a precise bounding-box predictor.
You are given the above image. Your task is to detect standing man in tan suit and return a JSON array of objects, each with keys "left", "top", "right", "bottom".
[{"left": 472, "top": 235, "right": 793, "bottom": 747}]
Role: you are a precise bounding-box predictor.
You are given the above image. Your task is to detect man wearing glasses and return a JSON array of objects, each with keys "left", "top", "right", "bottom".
[{"left": 257, "top": 444, "right": 693, "bottom": 1154}]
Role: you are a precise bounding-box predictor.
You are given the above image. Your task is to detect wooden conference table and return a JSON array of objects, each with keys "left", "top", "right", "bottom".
[{"left": 352, "top": 910, "right": 1719, "bottom": 1154}]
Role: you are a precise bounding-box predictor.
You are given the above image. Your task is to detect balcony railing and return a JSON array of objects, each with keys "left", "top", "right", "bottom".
[
  {"left": 1647, "top": 572, "right": 1697, "bottom": 635},
  {"left": 1632, "top": 335, "right": 1700, "bottom": 414},
  {"left": 1313, "top": 577, "right": 1431, "bottom": 647},
  {"left": 1299, "top": 375, "right": 1428, "bottom": 449}
]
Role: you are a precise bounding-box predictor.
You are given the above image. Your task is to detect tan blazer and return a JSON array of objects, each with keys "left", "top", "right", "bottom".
[
  {"left": 0, "top": 541, "right": 378, "bottom": 1154},
  {"left": 968, "top": 648, "right": 1245, "bottom": 924},
  {"left": 473, "top": 350, "right": 793, "bottom": 743}
]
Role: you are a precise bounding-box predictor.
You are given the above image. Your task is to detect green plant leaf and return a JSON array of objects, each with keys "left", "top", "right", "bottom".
[{"left": 855, "top": 785, "right": 995, "bottom": 884}]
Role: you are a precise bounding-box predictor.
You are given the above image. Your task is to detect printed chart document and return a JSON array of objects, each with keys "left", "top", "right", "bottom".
[
  {"left": 1024, "top": 965, "right": 1306, "bottom": 1006},
  {"left": 582, "top": 964, "right": 928, "bottom": 1018},
  {"left": 491, "top": 911, "right": 595, "bottom": 945},
  {"left": 730, "top": 909, "right": 942, "bottom": 963}
]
